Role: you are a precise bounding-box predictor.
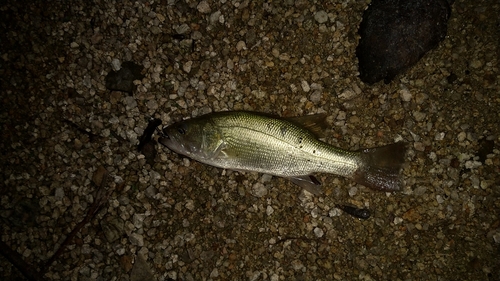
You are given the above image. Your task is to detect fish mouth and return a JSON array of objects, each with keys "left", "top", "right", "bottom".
[
  {"left": 158, "top": 136, "right": 170, "bottom": 147},
  {"left": 158, "top": 127, "right": 172, "bottom": 147},
  {"left": 158, "top": 126, "right": 170, "bottom": 138},
  {"left": 158, "top": 130, "right": 189, "bottom": 156}
]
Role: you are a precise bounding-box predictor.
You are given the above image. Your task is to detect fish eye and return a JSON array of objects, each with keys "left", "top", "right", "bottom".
[
  {"left": 357, "top": 209, "right": 371, "bottom": 219},
  {"left": 177, "top": 126, "right": 186, "bottom": 135}
]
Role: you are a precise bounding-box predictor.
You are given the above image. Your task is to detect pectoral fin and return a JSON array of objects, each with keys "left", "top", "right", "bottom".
[
  {"left": 289, "top": 175, "right": 323, "bottom": 195},
  {"left": 206, "top": 141, "right": 228, "bottom": 159}
]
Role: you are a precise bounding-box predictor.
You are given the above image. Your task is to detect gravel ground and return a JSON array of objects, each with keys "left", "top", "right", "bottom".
[{"left": 1, "top": 0, "right": 499, "bottom": 280}]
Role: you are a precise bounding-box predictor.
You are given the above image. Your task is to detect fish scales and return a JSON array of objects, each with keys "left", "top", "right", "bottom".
[{"left": 211, "top": 112, "right": 359, "bottom": 177}]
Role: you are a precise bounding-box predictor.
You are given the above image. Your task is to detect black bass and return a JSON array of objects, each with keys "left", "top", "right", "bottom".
[{"left": 159, "top": 111, "right": 407, "bottom": 195}]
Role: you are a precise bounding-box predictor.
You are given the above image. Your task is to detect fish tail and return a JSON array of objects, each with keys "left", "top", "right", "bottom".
[{"left": 352, "top": 142, "right": 407, "bottom": 191}]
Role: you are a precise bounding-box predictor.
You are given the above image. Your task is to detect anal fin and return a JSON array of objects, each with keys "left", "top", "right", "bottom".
[{"left": 289, "top": 175, "right": 323, "bottom": 195}]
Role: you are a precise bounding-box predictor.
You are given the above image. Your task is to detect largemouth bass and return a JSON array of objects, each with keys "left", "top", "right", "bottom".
[{"left": 159, "top": 111, "right": 407, "bottom": 194}]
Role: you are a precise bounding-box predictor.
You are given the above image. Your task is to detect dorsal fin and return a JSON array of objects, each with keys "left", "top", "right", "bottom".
[{"left": 283, "top": 114, "right": 329, "bottom": 138}]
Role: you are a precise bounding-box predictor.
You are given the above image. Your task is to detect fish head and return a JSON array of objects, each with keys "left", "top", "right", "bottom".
[{"left": 159, "top": 118, "right": 223, "bottom": 160}]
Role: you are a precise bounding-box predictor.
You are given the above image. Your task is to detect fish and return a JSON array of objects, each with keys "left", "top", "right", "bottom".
[
  {"left": 159, "top": 111, "right": 407, "bottom": 195},
  {"left": 336, "top": 204, "right": 371, "bottom": 220}
]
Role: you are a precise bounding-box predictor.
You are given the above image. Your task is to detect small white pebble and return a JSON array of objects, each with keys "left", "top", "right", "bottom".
[
  {"left": 428, "top": 152, "right": 437, "bottom": 161},
  {"left": 210, "top": 268, "right": 219, "bottom": 278},
  {"left": 414, "top": 142, "right": 425, "bottom": 152},
  {"left": 337, "top": 111, "right": 346, "bottom": 120},
  {"left": 394, "top": 217, "right": 403, "bottom": 225},
  {"left": 314, "top": 227, "right": 324, "bottom": 238},
  {"left": 301, "top": 80, "right": 310, "bottom": 92},
  {"left": 183, "top": 61, "right": 193, "bottom": 73},
  {"left": 185, "top": 200, "right": 195, "bottom": 211},
  {"left": 197, "top": 1, "right": 211, "bottom": 13},
  {"left": 338, "top": 88, "right": 357, "bottom": 100},
  {"left": 465, "top": 160, "right": 481, "bottom": 169},
  {"left": 434, "top": 132, "right": 445, "bottom": 141},
  {"left": 111, "top": 58, "right": 121, "bottom": 71},
  {"left": 116, "top": 247, "right": 126, "bottom": 255},
  {"left": 348, "top": 186, "right": 358, "bottom": 197},
  {"left": 399, "top": 87, "right": 412, "bottom": 102},
  {"left": 314, "top": 10, "right": 329, "bottom": 24},
  {"left": 266, "top": 205, "right": 274, "bottom": 216},
  {"left": 329, "top": 208, "right": 341, "bottom": 217},
  {"left": 252, "top": 182, "right": 268, "bottom": 198},
  {"left": 457, "top": 132, "right": 467, "bottom": 142},
  {"left": 236, "top": 40, "right": 246, "bottom": 51}
]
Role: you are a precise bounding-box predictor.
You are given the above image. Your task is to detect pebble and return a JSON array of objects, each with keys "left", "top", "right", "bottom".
[
  {"left": 314, "top": 11, "right": 329, "bottom": 24},
  {"left": 210, "top": 268, "right": 219, "bottom": 278},
  {"left": 197, "top": 1, "right": 211, "bottom": 13},
  {"left": 413, "top": 111, "right": 426, "bottom": 122},
  {"left": 415, "top": 92, "right": 428, "bottom": 104},
  {"left": 266, "top": 205, "right": 274, "bottom": 216},
  {"left": 129, "top": 233, "right": 144, "bottom": 247},
  {"left": 291, "top": 259, "right": 304, "bottom": 271},
  {"left": 301, "top": 80, "right": 311, "bottom": 92},
  {"left": 393, "top": 217, "right": 404, "bottom": 225},
  {"left": 493, "top": 232, "right": 500, "bottom": 244},
  {"left": 111, "top": 58, "right": 121, "bottom": 71},
  {"left": 175, "top": 23, "right": 190, "bottom": 35},
  {"left": 146, "top": 99, "right": 158, "bottom": 110},
  {"left": 414, "top": 142, "right": 426, "bottom": 151},
  {"left": 313, "top": 227, "right": 324, "bottom": 238},
  {"left": 434, "top": 132, "right": 445, "bottom": 141},
  {"left": 252, "top": 182, "right": 268, "bottom": 198},
  {"left": 338, "top": 88, "right": 357, "bottom": 100},
  {"left": 348, "top": 186, "right": 358, "bottom": 196},
  {"left": 470, "top": 59, "right": 483, "bottom": 69},
  {"left": 185, "top": 200, "right": 195, "bottom": 211},
  {"left": 236, "top": 40, "right": 247, "bottom": 51},
  {"left": 133, "top": 213, "right": 145, "bottom": 228},
  {"left": 457, "top": 132, "right": 467, "bottom": 142},
  {"left": 399, "top": 86, "right": 412, "bottom": 102},
  {"left": 55, "top": 187, "right": 64, "bottom": 199},
  {"left": 123, "top": 96, "right": 137, "bottom": 110},
  {"left": 183, "top": 61, "right": 193, "bottom": 73},
  {"left": 309, "top": 90, "right": 322, "bottom": 104}
]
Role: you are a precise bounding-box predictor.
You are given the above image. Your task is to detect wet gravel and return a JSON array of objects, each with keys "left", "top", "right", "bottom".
[{"left": 1, "top": 0, "right": 499, "bottom": 280}]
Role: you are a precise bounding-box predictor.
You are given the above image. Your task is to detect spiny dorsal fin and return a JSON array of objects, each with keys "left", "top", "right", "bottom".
[{"left": 283, "top": 114, "right": 329, "bottom": 138}]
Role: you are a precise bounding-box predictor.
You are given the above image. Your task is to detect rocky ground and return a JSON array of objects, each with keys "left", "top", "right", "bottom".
[{"left": 1, "top": 0, "right": 499, "bottom": 280}]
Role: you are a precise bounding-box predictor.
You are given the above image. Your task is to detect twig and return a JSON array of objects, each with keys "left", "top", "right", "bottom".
[
  {"left": 1, "top": 168, "right": 116, "bottom": 279},
  {"left": 0, "top": 239, "right": 46, "bottom": 281},
  {"left": 41, "top": 171, "right": 113, "bottom": 272}
]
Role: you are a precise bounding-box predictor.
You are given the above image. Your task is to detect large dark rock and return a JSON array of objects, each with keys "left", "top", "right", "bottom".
[{"left": 356, "top": 0, "right": 452, "bottom": 84}]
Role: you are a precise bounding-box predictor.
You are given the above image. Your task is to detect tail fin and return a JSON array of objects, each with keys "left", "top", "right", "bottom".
[{"left": 352, "top": 142, "right": 407, "bottom": 191}]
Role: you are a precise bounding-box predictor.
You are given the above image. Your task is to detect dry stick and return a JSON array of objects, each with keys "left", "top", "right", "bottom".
[
  {"left": 41, "top": 172, "right": 114, "bottom": 273},
  {"left": 0, "top": 169, "right": 116, "bottom": 279},
  {"left": 0, "top": 239, "right": 47, "bottom": 281}
]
